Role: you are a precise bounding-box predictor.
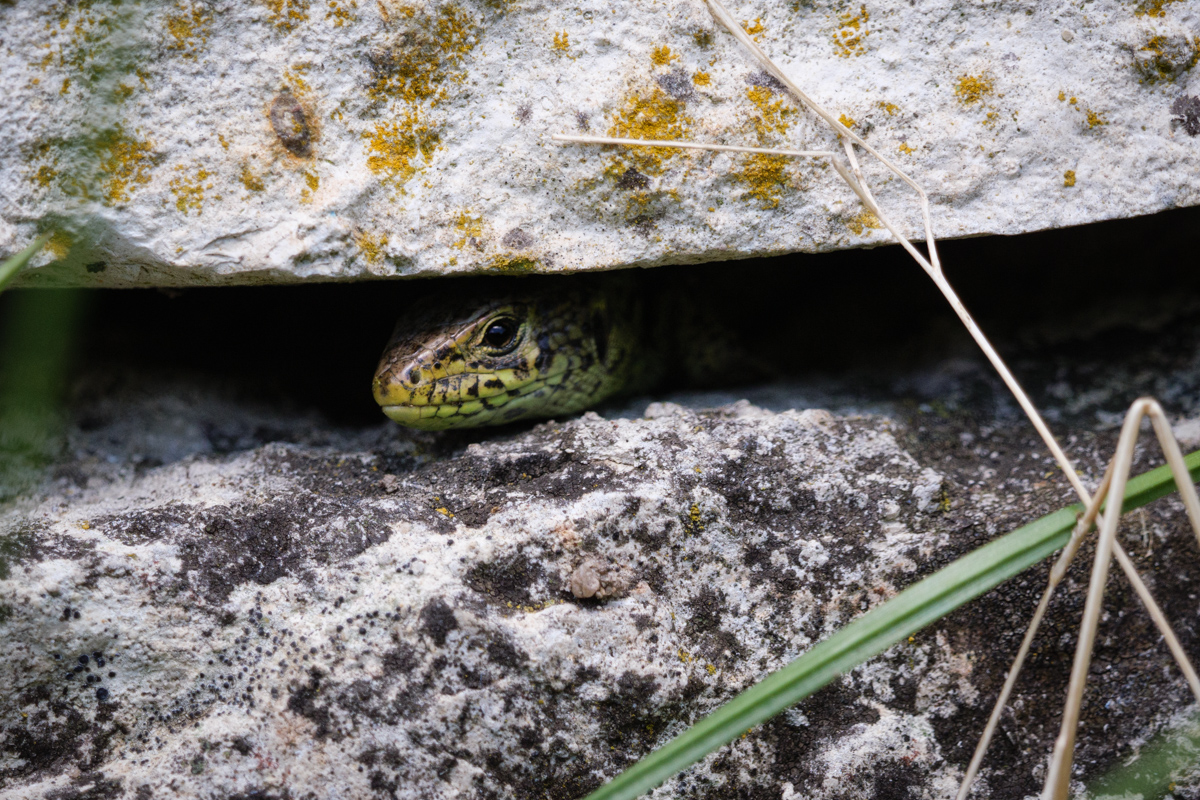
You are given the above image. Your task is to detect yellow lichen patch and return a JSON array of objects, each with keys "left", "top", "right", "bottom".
[
  {"left": 1134, "top": 34, "right": 1200, "bottom": 83},
  {"left": 897, "top": 141, "right": 915, "bottom": 154},
  {"left": 846, "top": 211, "right": 881, "bottom": 235},
  {"left": 747, "top": 86, "right": 794, "bottom": 138},
  {"left": 877, "top": 101, "right": 899, "bottom": 115},
  {"left": 731, "top": 85, "right": 798, "bottom": 208},
  {"left": 34, "top": 165, "right": 58, "bottom": 188},
  {"left": 692, "top": 71, "right": 711, "bottom": 86},
  {"left": 367, "top": 5, "right": 478, "bottom": 105},
  {"left": 1063, "top": 170, "right": 1076, "bottom": 187},
  {"left": 300, "top": 170, "right": 319, "bottom": 202},
  {"left": 365, "top": 111, "right": 441, "bottom": 184},
  {"left": 264, "top": 0, "right": 310, "bottom": 32},
  {"left": 488, "top": 254, "right": 539, "bottom": 273},
  {"left": 357, "top": 230, "right": 388, "bottom": 263},
  {"left": 169, "top": 164, "right": 212, "bottom": 215},
  {"left": 732, "top": 153, "right": 790, "bottom": 209},
  {"left": 326, "top": 0, "right": 357, "bottom": 27},
  {"left": 1085, "top": 108, "right": 1107, "bottom": 128},
  {"left": 838, "top": 113, "right": 856, "bottom": 129},
  {"left": 217, "top": 133, "right": 229, "bottom": 150},
  {"left": 983, "top": 110, "right": 999, "bottom": 128},
  {"left": 954, "top": 73, "right": 993, "bottom": 105},
  {"left": 651, "top": 45, "right": 678, "bottom": 66},
  {"left": 239, "top": 164, "right": 266, "bottom": 192},
  {"left": 452, "top": 209, "right": 483, "bottom": 248},
  {"left": 282, "top": 65, "right": 312, "bottom": 96},
  {"left": 832, "top": 5, "right": 869, "bottom": 58},
  {"left": 552, "top": 31, "right": 570, "bottom": 54},
  {"left": 165, "top": 3, "right": 212, "bottom": 59},
  {"left": 1058, "top": 90, "right": 1067, "bottom": 101},
  {"left": 605, "top": 87, "right": 691, "bottom": 176},
  {"left": 98, "top": 127, "right": 154, "bottom": 205},
  {"left": 742, "top": 18, "right": 765, "bottom": 37},
  {"left": 1135, "top": 0, "right": 1183, "bottom": 17},
  {"left": 45, "top": 230, "right": 73, "bottom": 260}
]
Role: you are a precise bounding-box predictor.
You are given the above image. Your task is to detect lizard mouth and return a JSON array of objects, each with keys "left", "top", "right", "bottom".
[{"left": 378, "top": 377, "right": 554, "bottom": 430}]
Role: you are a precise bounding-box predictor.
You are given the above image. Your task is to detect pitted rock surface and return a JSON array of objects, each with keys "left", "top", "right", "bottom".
[
  {"left": 3, "top": 392, "right": 1200, "bottom": 799},
  {"left": 5, "top": 0, "right": 1200, "bottom": 285}
]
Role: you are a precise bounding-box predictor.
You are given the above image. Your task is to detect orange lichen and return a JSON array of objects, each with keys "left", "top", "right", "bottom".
[
  {"left": 325, "top": 0, "right": 357, "bottom": 27},
  {"left": 365, "top": 110, "right": 441, "bottom": 184},
  {"left": 264, "top": 0, "right": 309, "bottom": 32},
  {"left": 954, "top": 73, "right": 993, "bottom": 105},
  {"left": 732, "top": 153, "right": 790, "bottom": 209},
  {"left": 552, "top": 31, "right": 570, "bottom": 54},
  {"left": 98, "top": 127, "right": 154, "bottom": 204},
  {"left": 1134, "top": 34, "right": 1200, "bottom": 83},
  {"left": 362, "top": 5, "right": 478, "bottom": 188},
  {"left": 605, "top": 87, "right": 690, "bottom": 175},
  {"left": 732, "top": 86, "right": 797, "bottom": 208},
  {"left": 488, "top": 255, "right": 539, "bottom": 273},
  {"left": 165, "top": 3, "right": 212, "bottom": 58},
  {"left": 300, "top": 170, "right": 320, "bottom": 201},
  {"left": 651, "top": 45, "right": 678, "bottom": 65},
  {"left": 897, "top": 141, "right": 915, "bottom": 154},
  {"left": 747, "top": 86, "right": 794, "bottom": 137},
  {"left": 846, "top": 211, "right": 882, "bottom": 235},
  {"left": 168, "top": 164, "right": 212, "bottom": 215},
  {"left": 367, "top": 5, "right": 477, "bottom": 105},
  {"left": 239, "top": 165, "right": 266, "bottom": 192},
  {"left": 742, "top": 18, "right": 765, "bottom": 37},
  {"left": 692, "top": 71, "right": 711, "bottom": 86},
  {"left": 452, "top": 209, "right": 483, "bottom": 249},
  {"left": 832, "top": 6, "right": 869, "bottom": 57},
  {"left": 838, "top": 113, "right": 856, "bottom": 129},
  {"left": 877, "top": 101, "right": 899, "bottom": 115},
  {"left": 34, "top": 165, "right": 58, "bottom": 188},
  {"left": 1134, "top": 0, "right": 1182, "bottom": 17},
  {"left": 357, "top": 231, "right": 388, "bottom": 263},
  {"left": 1063, "top": 170, "right": 1076, "bottom": 187},
  {"left": 1085, "top": 108, "right": 1107, "bottom": 128}
]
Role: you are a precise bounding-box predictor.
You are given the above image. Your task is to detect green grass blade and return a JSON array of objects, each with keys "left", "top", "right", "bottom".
[
  {"left": 587, "top": 450, "right": 1200, "bottom": 800},
  {"left": 0, "top": 234, "right": 51, "bottom": 294}
]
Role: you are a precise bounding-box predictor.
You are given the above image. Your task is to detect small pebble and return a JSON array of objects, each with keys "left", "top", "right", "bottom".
[{"left": 1061, "top": 29, "right": 1074, "bottom": 42}]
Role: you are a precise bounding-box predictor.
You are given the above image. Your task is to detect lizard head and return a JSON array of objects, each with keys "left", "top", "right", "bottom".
[{"left": 372, "top": 281, "right": 634, "bottom": 429}]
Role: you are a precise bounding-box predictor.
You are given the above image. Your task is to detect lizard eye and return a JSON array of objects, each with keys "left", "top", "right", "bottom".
[{"left": 480, "top": 316, "right": 520, "bottom": 353}]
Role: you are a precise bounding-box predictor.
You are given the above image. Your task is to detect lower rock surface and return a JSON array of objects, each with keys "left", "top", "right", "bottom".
[{"left": 3, "top": 261, "right": 1200, "bottom": 799}]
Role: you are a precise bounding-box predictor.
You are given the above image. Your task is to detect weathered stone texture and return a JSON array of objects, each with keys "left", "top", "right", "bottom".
[
  {"left": 3, "top": 387, "right": 1200, "bottom": 799},
  {"left": 3, "top": 0, "right": 1200, "bottom": 285}
]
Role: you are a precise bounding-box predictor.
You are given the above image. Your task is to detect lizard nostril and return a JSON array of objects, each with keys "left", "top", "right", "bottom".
[{"left": 406, "top": 367, "right": 420, "bottom": 384}]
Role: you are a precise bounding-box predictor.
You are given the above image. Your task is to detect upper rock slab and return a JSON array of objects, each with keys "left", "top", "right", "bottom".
[{"left": 2, "top": 0, "right": 1199, "bottom": 286}]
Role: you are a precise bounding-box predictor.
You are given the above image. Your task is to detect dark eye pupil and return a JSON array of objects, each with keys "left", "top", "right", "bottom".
[{"left": 483, "top": 319, "right": 517, "bottom": 348}]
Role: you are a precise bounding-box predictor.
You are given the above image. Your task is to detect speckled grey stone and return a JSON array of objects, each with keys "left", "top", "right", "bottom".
[
  {"left": 3, "top": 376, "right": 1200, "bottom": 799},
  {"left": 4, "top": 0, "right": 1200, "bottom": 286}
]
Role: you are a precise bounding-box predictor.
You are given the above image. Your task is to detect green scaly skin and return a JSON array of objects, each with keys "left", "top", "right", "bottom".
[{"left": 372, "top": 275, "right": 657, "bottom": 430}]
